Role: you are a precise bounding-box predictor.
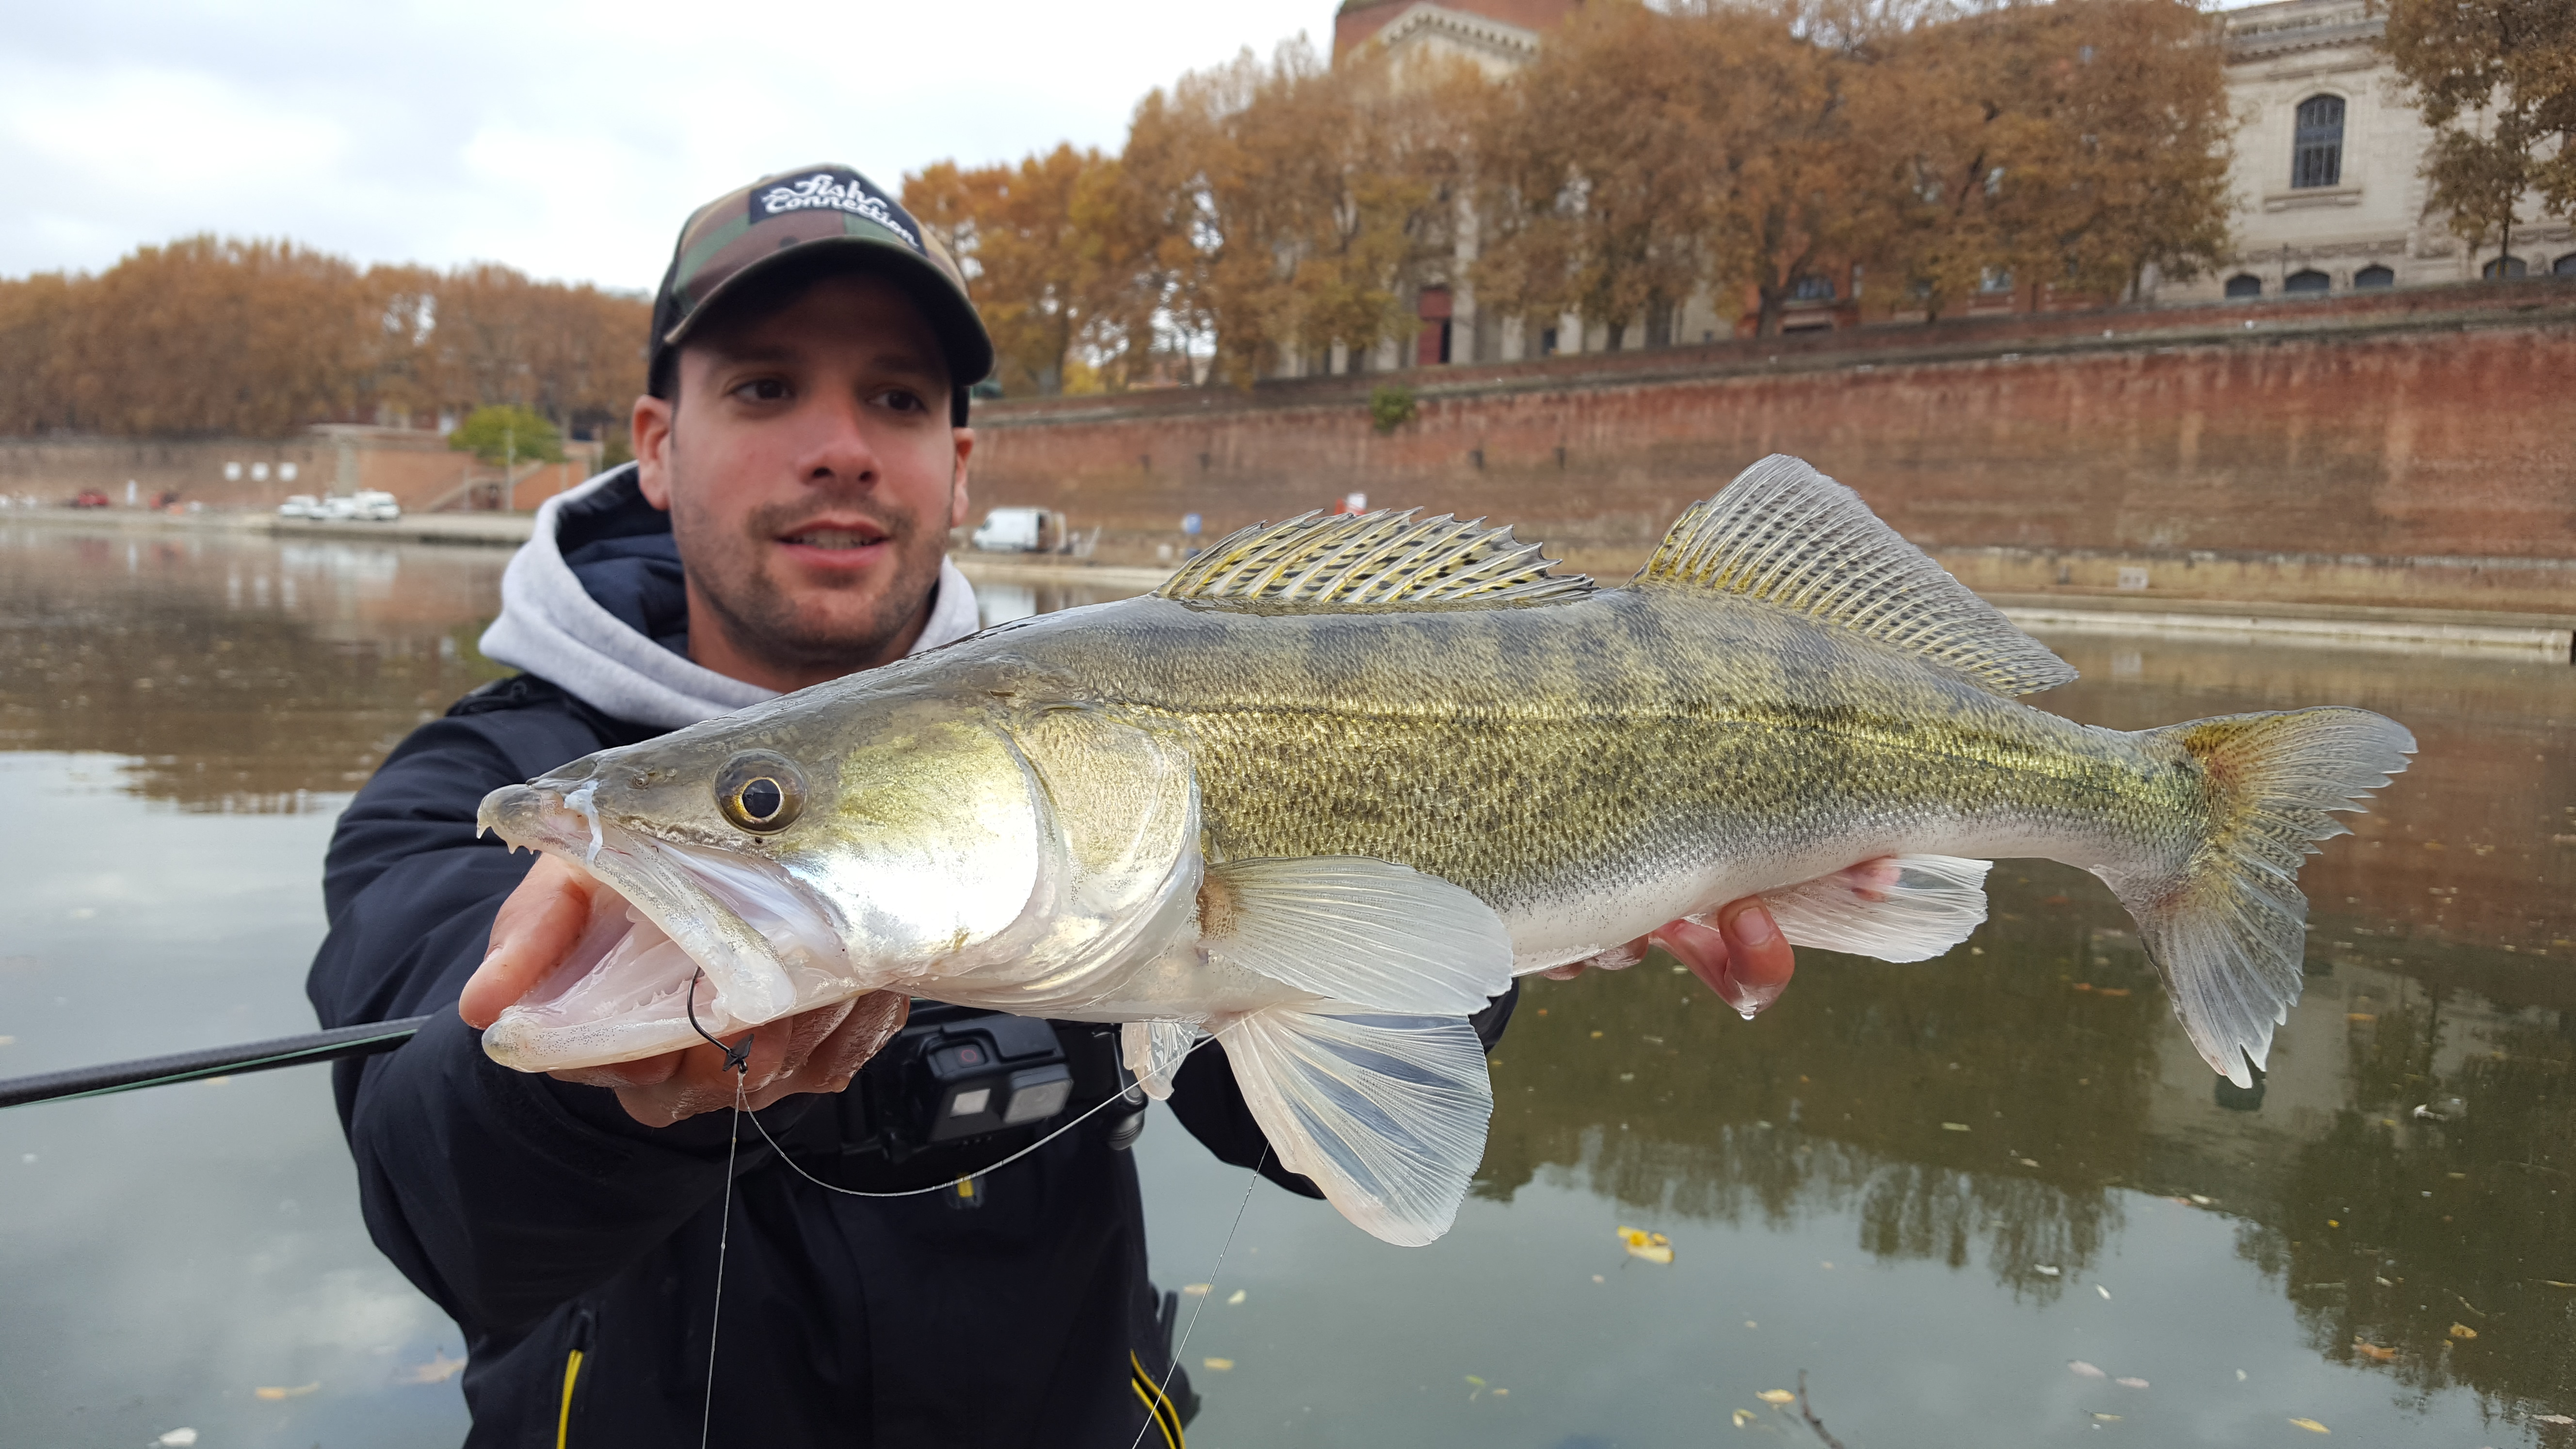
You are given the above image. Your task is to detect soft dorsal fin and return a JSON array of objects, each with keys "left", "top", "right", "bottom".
[
  {"left": 1639, "top": 454, "right": 2076, "bottom": 697},
  {"left": 1156, "top": 510, "right": 1594, "bottom": 609}
]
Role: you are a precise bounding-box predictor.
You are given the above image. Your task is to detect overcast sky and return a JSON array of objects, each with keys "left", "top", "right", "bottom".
[{"left": 1, "top": 0, "right": 1327, "bottom": 292}]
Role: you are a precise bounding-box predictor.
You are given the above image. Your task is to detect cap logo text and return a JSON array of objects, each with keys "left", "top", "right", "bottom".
[{"left": 756, "top": 171, "right": 921, "bottom": 250}]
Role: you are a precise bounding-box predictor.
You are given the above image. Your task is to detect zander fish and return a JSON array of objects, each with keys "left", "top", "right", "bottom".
[{"left": 477, "top": 455, "right": 2413, "bottom": 1246}]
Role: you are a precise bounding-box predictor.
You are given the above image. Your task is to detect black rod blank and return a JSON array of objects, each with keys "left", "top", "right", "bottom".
[{"left": 0, "top": 1015, "right": 436, "bottom": 1110}]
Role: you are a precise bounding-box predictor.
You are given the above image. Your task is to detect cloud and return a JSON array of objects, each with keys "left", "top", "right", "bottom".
[{"left": 0, "top": 0, "right": 1325, "bottom": 289}]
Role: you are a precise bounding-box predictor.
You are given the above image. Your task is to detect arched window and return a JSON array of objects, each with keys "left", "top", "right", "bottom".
[
  {"left": 2483, "top": 255, "right": 2528, "bottom": 280},
  {"left": 2293, "top": 95, "right": 2345, "bottom": 189},
  {"left": 2557, "top": 253, "right": 2576, "bottom": 276},
  {"left": 2285, "top": 269, "right": 2331, "bottom": 294},
  {"left": 2225, "top": 274, "right": 2263, "bottom": 298},
  {"left": 2354, "top": 264, "right": 2396, "bottom": 289}
]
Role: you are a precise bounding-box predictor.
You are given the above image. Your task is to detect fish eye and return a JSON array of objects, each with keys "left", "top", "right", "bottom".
[{"left": 714, "top": 751, "right": 805, "bottom": 834}]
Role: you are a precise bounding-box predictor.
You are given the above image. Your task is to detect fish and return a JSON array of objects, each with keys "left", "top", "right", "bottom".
[{"left": 476, "top": 454, "right": 2413, "bottom": 1246}]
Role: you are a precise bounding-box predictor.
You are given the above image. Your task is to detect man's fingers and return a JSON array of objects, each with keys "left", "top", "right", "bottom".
[
  {"left": 1653, "top": 916, "right": 1734, "bottom": 996},
  {"left": 800, "top": 993, "right": 911, "bottom": 1093},
  {"left": 1712, "top": 899, "right": 1794, "bottom": 1017},
  {"left": 461, "top": 854, "right": 613, "bottom": 1030}
]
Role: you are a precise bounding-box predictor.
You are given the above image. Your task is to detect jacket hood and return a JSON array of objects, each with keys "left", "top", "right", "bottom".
[{"left": 477, "top": 464, "right": 982, "bottom": 729}]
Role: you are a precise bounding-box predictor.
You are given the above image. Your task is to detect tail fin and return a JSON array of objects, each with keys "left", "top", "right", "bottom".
[{"left": 2109, "top": 708, "right": 2415, "bottom": 1088}]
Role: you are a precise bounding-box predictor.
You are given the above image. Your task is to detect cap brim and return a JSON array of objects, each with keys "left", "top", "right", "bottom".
[{"left": 661, "top": 234, "right": 994, "bottom": 386}]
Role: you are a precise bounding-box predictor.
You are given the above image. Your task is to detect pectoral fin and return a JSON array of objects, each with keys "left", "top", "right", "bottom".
[
  {"left": 1756, "top": 854, "right": 1993, "bottom": 963},
  {"left": 1198, "top": 857, "right": 1514, "bottom": 1016},
  {"left": 1221, "top": 1007, "right": 1492, "bottom": 1247},
  {"left": 1121, "top": 1019, "right": 1198, "bottom": 1101}
]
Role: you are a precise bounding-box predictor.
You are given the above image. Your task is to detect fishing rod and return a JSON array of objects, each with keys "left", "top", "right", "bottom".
[{"left": 0, "top": 1015, "right": 435, "bottom": 1110}]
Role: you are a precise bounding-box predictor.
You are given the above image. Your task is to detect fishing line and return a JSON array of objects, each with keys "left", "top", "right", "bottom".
[
  {"left": 1126, "top": 1144, "right": 1267, "bottom": 1449},
  {"left": 690, "top": 971, "right": 749, "bottom": 1449},
  {"left": 735, "top": 1025, "right": 1234, "bottom": 1201}
]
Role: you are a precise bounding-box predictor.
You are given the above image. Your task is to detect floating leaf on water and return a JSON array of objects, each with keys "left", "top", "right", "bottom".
[
  {"left": 1465, "top": 1375, "right": 1485, "bottom": 1387},
  {"left": 2288, "top": 1417, "right": 2331, "bottom": 1433},
  {"left": 1180, "top": 1283, "right": 1212, "bottom": 1297},
  {"left": 1590, "top": 1030, "right": 1604, "bottom": 1039},
  {"left": 1493, "top": 1387, "right": 1508, "bottom": 1397},
  {"left": 2236, "top": 1369, "right": 2248, "bottom": 1381},
  {"left": 254, "top": 1382, "right": 320, "bottom": 1401},
  {"left": 2190, "top": 1195, "right": 2214, "bottom": 1206},
  {"left": 2542, "top": 1281, "right": 2576, "bottom": 1289},
  {"left": 2116, "top": 1377, "right": 2150, "bottom": 1389},
  {"left": 1941, "top": 1122, "right": 1971, "bottom": 1132},
  {"left": 1617, "top": 1226, "right": 1675, "bottom": 1264},
  {"left": 1733, "top": 1408, "right": 1758, "bottom": 1427},
  {"left": 2096, "top": 1285, "right": 2112, "bottom": 1300},
  {"left": 1227, "top": 1289, "right": 1246, "bottom": 1305},
  {"left": 2094, "top": 987, "right": 2130, "bottom": 998},
  {"left": 1757, "top": 1389, "right": 1796, "bottom": 1404},
  {"left": 0, "top": 1035, "right": 16, "bottom": 1046},
  {"left": 2352, "top": 1341, "right": 2397, "bottom": 1363},
  {"left": 155, "top": 1432, "right": 198, "bottom": 1448},
  {"left": 2346, "top": 1013, "right": 2377, "bottom": 1023},
  {"left": 405, "top": 1350, "right": 467, "bottom": 1384},
  {"left": 2447, "top": 1323, "right": 2478, "bottom": 1340},
  {"left": 2035, "top": 1265, "right": 2062, "bottom": 1276},
  {"left": 2534, "top": 1414, "right": 2575, "bottom": 1427},
  {"left": 2092, "top": 1413, "right": 2123, "bottom": 1422},
  {"left": 1201, "top": 1357, "right": 1234, "bottom": 1371},
  {"left": 2069, "top": 1361, "right": 2107, "bottom": 1379}
]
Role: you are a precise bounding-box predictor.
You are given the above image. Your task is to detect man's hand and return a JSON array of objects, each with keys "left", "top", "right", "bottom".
[
  {"left": 1540, "top": 897, "right": 1798, "bottom": 1016},
  {"left": 460, "top": 854, "right": 909, "bottom": 1127}
]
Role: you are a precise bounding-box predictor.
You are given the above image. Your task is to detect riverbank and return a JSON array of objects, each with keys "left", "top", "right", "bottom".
[{"left": 12, "top": 504, "right": 2565, "bottom": 659}]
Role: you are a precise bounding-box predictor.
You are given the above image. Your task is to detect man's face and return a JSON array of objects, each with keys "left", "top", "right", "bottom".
[{"left": 633, "top": 271, "right": 972, "bottom": 692}]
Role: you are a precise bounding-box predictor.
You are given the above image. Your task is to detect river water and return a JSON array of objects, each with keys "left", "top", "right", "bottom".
[{"left": 0, "top": 523, "right": 2568, "bottom": 1448}]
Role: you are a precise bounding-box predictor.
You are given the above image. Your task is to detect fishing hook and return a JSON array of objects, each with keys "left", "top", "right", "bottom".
[{"left": 685, "top": 968, "right": 752, "bottom": 1075}]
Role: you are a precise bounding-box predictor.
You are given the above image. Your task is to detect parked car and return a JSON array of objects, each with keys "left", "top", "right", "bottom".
[
  {"left": 278, "top": 494, "right": 321, "bottom": 519},
  {"left": 322, "top": 490, "right": 402, "bottom": 522},
  {"left": 70, "top": 489, "right": 111, "bottom": 509},
  {"left": 970, "top": 506, "right": 1074, "bottom": 553}
]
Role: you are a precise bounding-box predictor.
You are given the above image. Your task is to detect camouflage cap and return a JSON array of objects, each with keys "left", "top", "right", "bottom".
[{"left": 647, "top": 163, "right": 994, "bottom": 406}]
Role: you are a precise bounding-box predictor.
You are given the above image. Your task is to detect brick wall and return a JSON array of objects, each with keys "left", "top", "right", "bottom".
[{"left": 969, "top": 286, "right": 2576, "bottom": 613}]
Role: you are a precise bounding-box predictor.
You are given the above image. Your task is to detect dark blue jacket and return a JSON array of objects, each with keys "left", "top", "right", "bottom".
[{"left": 301, "top": 496, "right": 1383, "bottom": 1448}]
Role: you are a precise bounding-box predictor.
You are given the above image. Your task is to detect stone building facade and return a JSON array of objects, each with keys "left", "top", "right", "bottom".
[
  {"left": 2164, "top": 0, "right": 2576, "bottom": 302},
  {"left": 1320, "top": 0, "right": 2572, "bottom": 377}
]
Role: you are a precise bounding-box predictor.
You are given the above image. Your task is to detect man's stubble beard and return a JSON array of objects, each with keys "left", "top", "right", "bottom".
[{"left": 667, "top": 457, "right": 951, "bottom": 680}]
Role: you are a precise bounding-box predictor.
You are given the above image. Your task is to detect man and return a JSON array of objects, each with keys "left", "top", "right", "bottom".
[{"left": 308, "top": 163, "right": 1796, "bottom": 1448}]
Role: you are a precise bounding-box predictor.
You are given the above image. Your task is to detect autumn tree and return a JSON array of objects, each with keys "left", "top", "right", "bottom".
[
  {"left": 0, "top": 239, "right": 647, "bottom": 441},
  {"left": 2382, "top": 0, "right": 2576, "bottom": 277},
  {"left": 1474, "top": 1, "right": 1720, "bottom": 348},
  {"left": 1990, "top": 0, "right": 2234, "bottom": 304},
  {"left": 1120, "top": 38, "right": 1477, "bottom": 384},
  {"left": 906, "top": 145, "right": 1133, "bottom": 394}
]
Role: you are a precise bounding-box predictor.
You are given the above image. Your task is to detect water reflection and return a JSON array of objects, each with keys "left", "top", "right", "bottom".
[
  {"left": 0, "top": 523, "right": 510, "bottom": 811},
  {"left": 2, "top": 523, "right": 2570, "bottom": 1443}
]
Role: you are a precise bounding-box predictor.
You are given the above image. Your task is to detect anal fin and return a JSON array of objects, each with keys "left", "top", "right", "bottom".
[
  {"left": 1220, "top": 1007, "right": 1492, "bottom": 1247},
  {"left": 1121, "top": 1019, "right": 1197, "bottom": 1101},
  {"left": 1755, "top": 854, "right": 1992, "bottom": 963}
]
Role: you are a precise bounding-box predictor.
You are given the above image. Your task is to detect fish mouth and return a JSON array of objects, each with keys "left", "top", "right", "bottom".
[{"left": 474, "top": 780, "right": 860, "bottom": 1072}]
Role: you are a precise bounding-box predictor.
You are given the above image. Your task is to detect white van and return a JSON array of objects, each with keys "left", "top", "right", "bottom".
[{"left": 971, "top": 507, "right": 1060, "bottom": 553}]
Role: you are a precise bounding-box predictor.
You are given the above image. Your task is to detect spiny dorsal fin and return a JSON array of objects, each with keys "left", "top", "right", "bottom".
[
  {"left": 1156, "top": 510, "right": 1594, "bottom": 609},
  {"left": 1640, "top": 454, "right": 2077, "bottom": 697}
]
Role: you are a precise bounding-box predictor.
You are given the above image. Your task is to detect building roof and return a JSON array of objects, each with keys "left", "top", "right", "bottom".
[{"left": 2222, "top": 0, "right": 2383, "bottom": 64}]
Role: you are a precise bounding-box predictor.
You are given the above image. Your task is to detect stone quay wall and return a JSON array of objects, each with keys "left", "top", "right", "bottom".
[{"left": 969, "top": 284, "right": 2576, "bottom": 616}]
